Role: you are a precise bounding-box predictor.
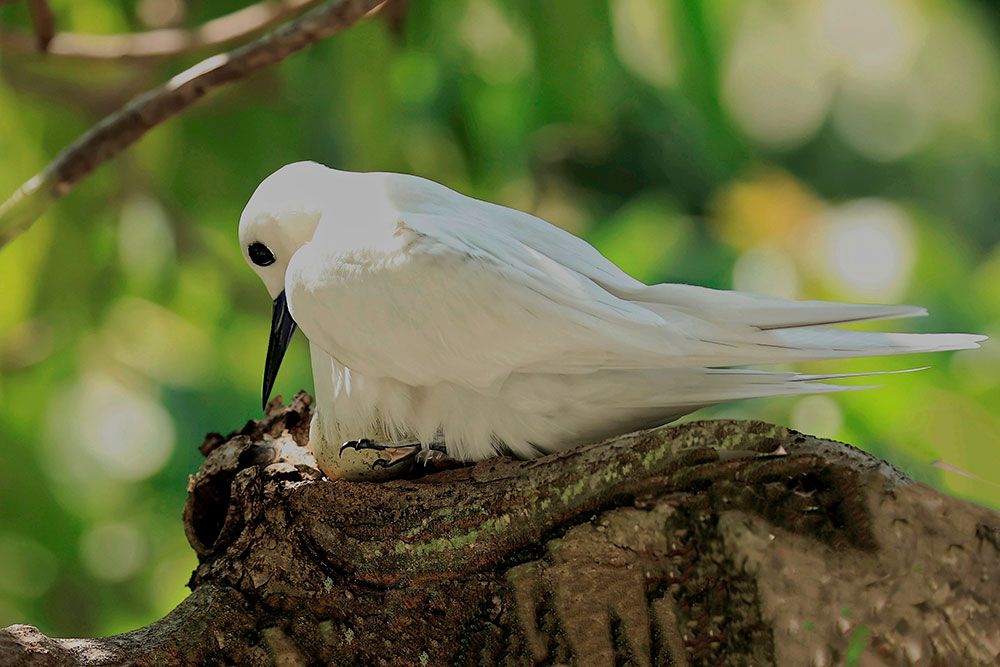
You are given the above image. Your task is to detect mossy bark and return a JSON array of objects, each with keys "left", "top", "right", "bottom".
[{"left": 3, "top": 391, "right": 999, "bottom": 665}]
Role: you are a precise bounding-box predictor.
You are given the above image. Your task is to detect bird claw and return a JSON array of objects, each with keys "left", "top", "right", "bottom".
[
  {"left": 370, "top": 454, "right": 417, "bottom": 470},
  {"left": 339, "top": 438, "right": 448, "bottom": 472},
  {"left": 339, "top": 438, "right": 407, "bottom": 456}
]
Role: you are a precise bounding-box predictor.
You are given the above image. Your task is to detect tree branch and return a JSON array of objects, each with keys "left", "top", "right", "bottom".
[
  {"left": 0, "top": 0, "right": 325, "bottom": 62},
  {"left": 0, "top": 0, "right": 385, "bottom": 249},
  {"left": 25, "top": 0, "right": 54, "bottom": 50},
  {"left": 3, "top": 393, "right": 998, "bottom": 665}
]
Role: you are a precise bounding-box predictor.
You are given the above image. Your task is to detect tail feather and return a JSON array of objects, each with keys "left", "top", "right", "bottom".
[
  {"left": 706, "top": 366, "right": 927, "bottom": 383},
  {"left": 603, "top": 366, "right": 902, "bottom": 411},
  {"left": 634, "top": 327, "right": 987, "bottom": 370},
  {"left": 623, "top": 283, "right": 929, "bottom": 329},
  {"left": 763, "top": 328, "right": 986, "bottom": 361}
]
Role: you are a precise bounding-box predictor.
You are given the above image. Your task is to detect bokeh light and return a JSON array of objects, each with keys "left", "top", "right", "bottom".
[
  {"left": 732, "top": 246, "right": 800, "bottom": 300},
  {"left": 815, "top": 199, "right": 916, "bottom": 302},
  {"left": 722, "top": 1, "right": 832, "bottom": 148},
  {"left": 815, "top": 0, "right": 924, "bottom": 87},
  {"left": 459, "top": 0, "right": 533, "bottom": 84},
  {"left": 80, "top": 522, "right": 148, "bottom": 583},
  {"left": 790, "top": 395, "right": 844, "bottom": 441},
  {"left": 117, "top": 196, "right": 176, "bottom": 286},
  {"left": 45, "top": 372, "right": 175, "bottom": 486},
  {"left": 0, "top": 534, "right": 57, "bottom": 599},
  {"left": 832, "top": 77, "right": 933, "bottom": 162},
  {"left": 610, "top": 0, "right": 679, "bottom": 88}
]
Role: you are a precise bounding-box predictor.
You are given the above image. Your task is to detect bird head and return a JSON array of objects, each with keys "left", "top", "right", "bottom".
[
  {"left": 238, "top": 161, "right": 328, "bottom": 410},
  {"left": 239, "top": 161, "right": 329, "bottom": 297}
]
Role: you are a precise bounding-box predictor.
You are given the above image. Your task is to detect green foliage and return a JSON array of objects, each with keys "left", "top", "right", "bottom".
[{"left": 1, "top": 0, "right": 998, "bottom": 636}]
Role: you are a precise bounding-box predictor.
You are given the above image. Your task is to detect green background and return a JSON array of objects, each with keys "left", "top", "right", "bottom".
[{"left": 1, "top": 0, "right": 998, "bottom": 637}]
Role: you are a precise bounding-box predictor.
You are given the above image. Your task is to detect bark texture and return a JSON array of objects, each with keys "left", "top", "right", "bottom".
[{"left": 2, "top": 391, "right": 999, "bottom": 666}]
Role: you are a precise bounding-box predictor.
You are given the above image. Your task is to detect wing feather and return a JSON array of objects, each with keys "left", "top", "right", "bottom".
[
  {"left": 287, "top": 172, "right": 982, "bottom": 390},
  {"left": 382, "top": 173, "right": 930, "bottom": 329}
]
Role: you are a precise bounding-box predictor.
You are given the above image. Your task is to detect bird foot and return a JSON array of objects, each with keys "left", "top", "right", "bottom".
[{"left": 339, "top": 438, "right": 447, "bottom": 471}]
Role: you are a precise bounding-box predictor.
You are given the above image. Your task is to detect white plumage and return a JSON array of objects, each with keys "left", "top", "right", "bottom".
[{"left": 238, "top": 162, "right": 984, "bottom": 471}]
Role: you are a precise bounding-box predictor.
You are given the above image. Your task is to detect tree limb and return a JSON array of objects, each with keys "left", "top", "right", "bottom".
[
  {"left": 0, "top": 0, "right": 325, "bottom": 62},
  {"left": 25, "top": 0, "right": 54, "bottom": 50},
  {"left": 2, "top": 392, "right": 998, "bottom": 665},
  {"left": 0, "top": 0, "right": 386, "bottom": 249}
]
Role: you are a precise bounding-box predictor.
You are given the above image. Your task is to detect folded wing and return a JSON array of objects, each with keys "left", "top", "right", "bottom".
[{"left": 289, "top": 172, "right": 983, "bottom": 392}]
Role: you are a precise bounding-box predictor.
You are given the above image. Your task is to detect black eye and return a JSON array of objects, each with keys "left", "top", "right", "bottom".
[{"left": 248, "top": 242, "right": 275, "bottom": 267}]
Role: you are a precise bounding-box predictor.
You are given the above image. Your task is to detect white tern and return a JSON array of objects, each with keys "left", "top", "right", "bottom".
[{"left": 238, "top": 161, "right": 984, "bottom": 476}]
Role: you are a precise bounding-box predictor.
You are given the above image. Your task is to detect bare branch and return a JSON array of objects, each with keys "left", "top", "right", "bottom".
[
  {"left": 0, "top": 0, "right": 386, "bottom": 249},
  {"left": 0, "top": 0, "right": 327, "bottom": 62},
  {"left": 26, "top": 0, "right": 54, "bottom": 50}
]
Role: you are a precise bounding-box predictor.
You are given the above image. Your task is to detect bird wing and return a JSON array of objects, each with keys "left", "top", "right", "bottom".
[
  {"left": 287, "top": 172, "right": 982, "bottom": 390},
  {"left": 286, "top": 212, "right": 690, "bottom": 389},
  {"left": 384, "top": 173, "right": 931, "bottom": 329}
]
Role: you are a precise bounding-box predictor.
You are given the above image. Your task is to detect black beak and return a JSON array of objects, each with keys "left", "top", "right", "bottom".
[{"left": 262, "top": 290, "right": 297, "bottom": 410}]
